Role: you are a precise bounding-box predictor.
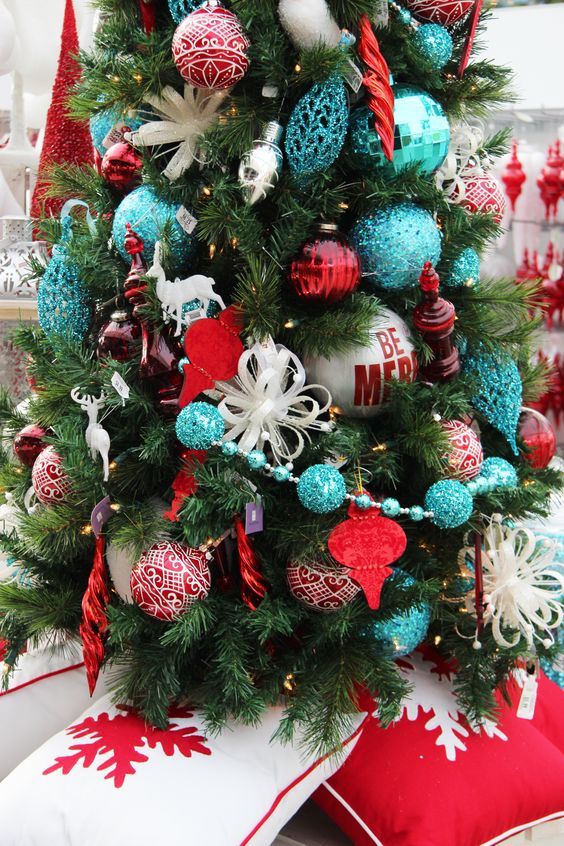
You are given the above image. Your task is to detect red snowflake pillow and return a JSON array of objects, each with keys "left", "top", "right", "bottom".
[
  {"left": 314, "top": 651, "right": 564, "bottom": 846},
  {"left": 0, "top": 694, "right": 365, "bottom": 846}
]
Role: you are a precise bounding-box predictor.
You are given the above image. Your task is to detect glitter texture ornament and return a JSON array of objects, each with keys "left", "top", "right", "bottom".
[
  {"left": 404, "top": 0, "right": 474, "bottom": 26},
  {"left": 14, "top": 424, "right": 48, "bottom": 467},
  {"left": 425, "top": 479, "right": 473, "bottom": 529},
  {"left": 297, "top": 465, "right": 347, "bottom": 514},
  {"left": 101, "top": 141, "right": 143, "bottom": 193},
  {"left": 446, "top": 247, "right": 480, "bottom": 287},
  {"left": 480, "top": 457, "right": 518, "bottom": 489},
  {"left": 90, "top": 108, "right": 144, "bottom": 156},
  {"left": 413, "top": 24, "right": 453, "bottom": 70},
  {"left": 171, "top": 1, "right": 250, "bottom": 91},
  {"left": 176, "top": 402, "right": 225, "bottom": 450},
  {"left": 369, "top": 571, "right": 431, "bottom": 657},
  {"left": 285, "top": 75, "right": 349, "bottom": 183},
  {"left": 32, "top": 446, "right": 73, "bottom": 505},
  {"left": 287, "top": 559, "right": 361, "bottom": 611},
  {"left": 349, "top": 86, "right": 450, "bottom": 178},
  {"left": 112, "top": 185, "right": 198, "bottom": 270},
  {"left": 289, "top": 223, "right": 361, "bottom": 304},
  {"left": 130, "top": 541, "right": 211, "bottom": 621},
  {"left": 305, "top": 308, "right": 417, "bottom": 418},
  {"left": 350, "top": 202, "right": 442, "bottom": 291},
  {"left": 519, "top": 407, "right": 556, "bottom": 470},
  {"left": 168, "top": 0, "right": 201, "bottom": 23},
  {"left": 463, "top": 346, "right": 522, "bottom": 455},
  {"left": 441, "top": 419, "right": 483, "bottom": 481},
  {"left": 239, "top": 121, "right": 284, "bottom": 206}
]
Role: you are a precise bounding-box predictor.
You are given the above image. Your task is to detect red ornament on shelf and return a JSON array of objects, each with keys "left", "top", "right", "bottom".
[
  {"left": 502, "top": 141, "right": 527, "bottom": 213},
  {"left": 172, "top": 1, "right": 250, "bottom": 91},
  {"left": 537, "top": 143, "right": 563, "bottom": 222},
  {"left": 97, "top": 307, "right": 141, "bottom": 362},
  {"left": 32, "top": 446, "right": 73, "bottom": 505},
  {"left": 101, "top": 141, "right": 143, "bottom": 194},
  {"left": 519, "top": 407, "right": 556, "bottom": 470},
  {"left": 14, "top": 424, "right": 48, "bottom": 467},
  {"left": 289, "top": 223, "right": 361, "bottom": 304},
  {"left": 328, "top": 495, "right": 407, "bottom": 610},
  {"left": 404, "top": 0, "right": 474, "bottom": 26},
  {"left": 456, "top": 172, "right": 506, "bottom": 223},
  {"left": 130, "top": 541, "right": 211, "bottom": 621},
  {"left": 413, "top": 263, "right": 460, "bottom": 383},
  {"left": 441, "top": 419, "right": 483, "bottom": 481},
  {"left": 286, "top": 559, "right": 361, "bottom": 611}
]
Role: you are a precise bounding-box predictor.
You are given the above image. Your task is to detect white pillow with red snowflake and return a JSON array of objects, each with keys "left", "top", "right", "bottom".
[
  {"left": 0, "top": 644, "right": 108, "bottom": 780},
  {"left": 0, "top": 694, "right": 365, "bottom": 845}
]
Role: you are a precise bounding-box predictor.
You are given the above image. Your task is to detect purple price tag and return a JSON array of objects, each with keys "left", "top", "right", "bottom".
[
  {"left": 245, "top": 501, "right": 264, "bottom": 535},
  {"left": 91, "top": 496, "right": 114, "bottom": 537}
]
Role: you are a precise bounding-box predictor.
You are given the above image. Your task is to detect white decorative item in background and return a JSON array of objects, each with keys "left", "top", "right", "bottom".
[
  {"left": 70, "top": 389, "right": 111, "bottom": 482},
  {"left": 0, "top": 1, "right": 18, "bottom": 75},
  {"left": 278, "top": 0, "right": 342, "bottom": 49},
  {"left": 0, "top": 216, "right": 47, "bottom": 298},
  {"left": 216, "top": 338, "right": 332, "bottom": 464},
  {"left": 239, "top": 121, "right": 284, "bottom": 206},
  {"left": 126, "top": 84, "right": 227, "bottom": 181}
]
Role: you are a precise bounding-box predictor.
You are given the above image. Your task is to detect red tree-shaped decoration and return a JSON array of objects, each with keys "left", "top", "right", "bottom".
[
  {"left": 413, "top": 262, "right": 460, "bottom": 383},
  {"left": 501, "top": 141, "right": 526, "bottom": 212},
  {"left": 30, "top": 0, "right": 93, "bottom": 220},
  {"left": 357, "top": 15, "right": 395, "bottom": 162}
]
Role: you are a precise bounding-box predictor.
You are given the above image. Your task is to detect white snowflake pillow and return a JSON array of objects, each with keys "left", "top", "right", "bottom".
[{"left": 0, "top": 694, "right": 365, "bottom": 846}]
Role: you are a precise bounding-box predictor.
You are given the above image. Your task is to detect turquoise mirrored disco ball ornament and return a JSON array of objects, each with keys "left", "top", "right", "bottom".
[
  {"left": 112, "top": 185, "right": 198, "bottom": 271},
  {"left": 350, "top": 202, "right": 442, "bottom": 290},
  {"left": 463, "top": 346, "right": 522, "bottom": 455},
  {"left": 413, "top": 24, "right": 453, "bottom": 70},
  {"left": 90, "top": 108, "right": 144, "bottom": 156},
  {"left": 168, "top": 0, "right": 202, "bottom": 23},
  {"left": 447, "top": 247, "right": 480, "bottom": 288},
  {"left": 369, "top": 571, "right": 431, "bottom": 657},
  {"left": 349, "top": 86, "right": 450, "bottom": 177}
]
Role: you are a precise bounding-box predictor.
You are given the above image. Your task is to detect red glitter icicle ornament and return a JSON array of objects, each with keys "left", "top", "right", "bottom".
[
  {"left": 80, "top": 535, "right": 110, "bottom": 696},
  {"left": 30, "top": 0, "right": 93, "bottom": 220},
  {"left": 357, "top": 15, "right": 394, "bottom": 162},
  {"left": 234, "top": 515, "right": 267, "bottom": 611},
  {"left": 502, "top": 141, "right": 526, "bottom": 213}
]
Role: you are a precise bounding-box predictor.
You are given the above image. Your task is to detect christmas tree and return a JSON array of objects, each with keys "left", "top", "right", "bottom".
[{"left": 0, "top": 0, "right": 562, "bottom": 756}]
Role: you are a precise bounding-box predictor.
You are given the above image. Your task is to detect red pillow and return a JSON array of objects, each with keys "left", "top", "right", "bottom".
[{"left": 314, "top": 652, "right": 564, "bottom": 846}]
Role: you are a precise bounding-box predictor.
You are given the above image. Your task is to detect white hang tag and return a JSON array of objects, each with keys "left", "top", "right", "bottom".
[
  {"left": 102, "top": 121, "right": 128, "bottom": 150},
  {"left": 325, "top": 452, "right": 349, "bottom": 470},
  {"left": 176, "top": 207, "right": 198, "bottom": 235},
  {"left": 111, "top": 371, "right": 130, "bottom": 405},
  {"left": 343, "top": 59, "right": 364, "bottom": 94},
  {"left": 262, "top": 84, "right": 279, "bottom": 99},
  {"left": 256, "top": 335, "right": 278, "bottom": 366},
  {"left": 373, "top": 0, "right": 389, "bottom": 27},
  {"left": 516, "top": 674, "right": 538, "bottom": 720}
]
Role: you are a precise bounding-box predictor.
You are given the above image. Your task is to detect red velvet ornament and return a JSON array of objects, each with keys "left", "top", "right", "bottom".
[
  {"left": 456, "top": 173, "right": 506, "bottom": 223},
  {"left": 31, "top": 446, "right": 73, "bottom": 505},
  {"left": 14, "top": 424, "right": 48, "bottom": 467},
  {"left": 457, "top": 0, "right": 483, "bottom": 78},
  {"left": 519, "top": 407, "right": 556, "bottom": 470},
  {"left": 172, "top": 1, "right": 250, "bottom": 91},
  {"left": 404, "top": 0, "right": 474, "bottom": 26},
  {"left": 164, "top": 449, "right": 206, "bottom": 522},
  {"left": 130, "top": 541, "right": 211, "bottom": 621},
  {"left": 289, "top": 223, "right": 361, "bottom": 304},
  {"left": 287, "top": 559, "right": 361, "bottom": 611},
  {"left": 179, "top": 305, "right": 244, "bottom": 408},
  {"left": 97, "top": 307, "right": 141, "bottom": 362},
  {"left": 101, "top": 141, "right": 143, "bottom": 194},
  {"left": 502, "top": 141, "right": 527, "bottom": 213},
  {"left": 441, "top": 419, "right": 483, "bottom": 481},
  {"left": 357, "top": 15, "right": 395, "bottom": 162},
  {"left": 328, "top": 495, "right": 407, "bottom": 610},
  {"left": 413, "top": 263, "right": 460, "bottom": 383}
]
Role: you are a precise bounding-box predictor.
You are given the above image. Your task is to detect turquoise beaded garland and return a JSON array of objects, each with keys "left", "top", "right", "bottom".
[
  {"left": 355, "top": 494, "right": 373, "bottom": 510},
  {"left": 176, "top": 402, "right": 225, "bottom": 450},
  {"left": 425, "top": 480, "right": 473, "bottom": 529},
  {"left": 247, "top": 450, "right": 267, "bottom": 470},
  {"left": 381, "top": 497, "right": 401, "bottom": 517},
  {"left": 297, "top": 465, "right": 347, "bottom": 514},
  {"left": 413, "top": 23, "right": 453, "bottom": 70},
  {"left": 272, "top": 466, "right": 291, "bottom": 483},
  {"left": 410, "top": 505, "right": 425, "bottom": 522},
  {"left": 221, "top": 441, "right": 239, "bottom": 457}
]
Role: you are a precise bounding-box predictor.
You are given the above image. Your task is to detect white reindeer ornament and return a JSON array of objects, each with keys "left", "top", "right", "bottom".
[
  {"left": 71, "top": 389, "right": 111, "bottom": 482},
  {"left": 148, "top": 242, "right": 226, "bottom": 336}
]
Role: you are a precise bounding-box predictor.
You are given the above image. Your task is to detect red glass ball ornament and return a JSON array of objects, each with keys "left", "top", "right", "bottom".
[
  {"left": 519, "top": 407, "right": 556, "bottom": 470},
  {"left": 404, "top": 0, "right": 474, "bottom": 26},
  {"left": 289, "top": 223, "right": 361, "bottom": 304},
  {"left": 97, "top": 308, "right": 141, "bottom": 362},
  {"left": 456, "top": 173, "right": 506, "bottom": 224},
  {"left": 31, "top": 446, "right": 73, "bottom": 505},
  {"left": 287, "top": 560, "right": 361, "bottom": 611},
  {"left": 130, "top": 541, "right": 211, "bottom": 620},
  {"left": 172, "top": 1, "right": 250, "bottom": 91},
  {"left": 101, "top": 141, "right": 143, "bottom": 193},
  {"left": 14, "top": 424, "right": 48, "bottom": 467},
  {"left": 441, "top": 419, "right": 483, "bottom": 481}
]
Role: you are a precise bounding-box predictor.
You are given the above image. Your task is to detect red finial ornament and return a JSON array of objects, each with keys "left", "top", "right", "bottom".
[
  {"left": 413, "top": 262, "right": 460, "bottom": 383},
  {"left": 515, "top": 248, "right": 531, "bottom": 284},
  {"left": 357, "top": 15, "right": 395, "bottom": 162},
  {"left": 502, "top": 141, "right": 526, "bottom": 212},
  {"left": 80, "top": 535, "right": 110, "bottom": 696},
  {"left": 138, "top": 0, "right": 157, "bottom": 34},
  {"left": 537, "top": 144, "right": 562, "bottom": 221}
]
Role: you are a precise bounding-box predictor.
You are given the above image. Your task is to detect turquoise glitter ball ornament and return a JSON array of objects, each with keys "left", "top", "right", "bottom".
[
  {"left": 90, "top": 108, "right": 144, "bottom": 156},
  {"left": 168, "top": 0, "right": 202, "bottom": 24},
  {"left": 285, "top": 75, "right": 349, "bottom": 183},
  {"left": 297, "top": 464, "right": 347, "bottom": 514},
  {"left": 413, "top": 24, "right": 453, "bottom": 70},
  {"left": 176, "top": 402, "right": 225, "bottom": 450},
  {"left": 112, "top": 185, "right": 198, "bottom": 271},
  {"left": 349, "top": 86, "right": 450, "bottom": 177},
  {"left": 463, "top": 346, "right": 522, "bottom": 455},
  {"left": 221, "top": 441, "right": 238, "bottom": 457},
  {"left": 480, "top": 457, "right": 518, "bottom": 489},
  {"left": 37, "top": 220, "right": 91, "bottom": 342},
  {"left": 272, "top": 466, "right": 291, "bottom": 483},
  {"left": 369, "top": 571, "right": 431, "bottom": 657},
  {"left": 350, "top": 202, "right": 442, "bottom": 290},
  {"left": 447, "top": 248, "right": 480, "bottom": 288},
  {"left": 425, "top": 480, "right": 473, "bottom": 529}
]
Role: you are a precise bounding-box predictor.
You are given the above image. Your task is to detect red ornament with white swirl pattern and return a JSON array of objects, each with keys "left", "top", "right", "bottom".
[
  {"left": 441, "top": 419, "right": 483, "bottom": 481},
  {"left": 404, "top": 0, "right": 474, "bottom": 26},
  {"left": 287, "top": 560, "right": 361, "bottom": 611},
  {"left": 32, "top": 446, "right": 73, "bottom": 505},
  {"left": 455, "top": 173, "right": 506, "bottom": 224},
  {"left": 130, "top": 541, "right": 211, "bottom": 621}
]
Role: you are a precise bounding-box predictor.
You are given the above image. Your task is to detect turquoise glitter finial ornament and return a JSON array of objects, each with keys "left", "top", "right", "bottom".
[
  {"left": 369, "top": 571, "right": 431, "bottom": 657},
  {"left": 413, "top": 23, "right": 453, "bottom": 70},
  {"left": 463, "top": 346, "right": 523, "bottom": 455},
  {"left": 285, "top": 75, "right": 349, "bottom": 184},
  {"left": 446, "top": 248, "right": 480, "bottom": 288},
  {"left": 349, "top": 85, "right": 450, "bottom": 178}
]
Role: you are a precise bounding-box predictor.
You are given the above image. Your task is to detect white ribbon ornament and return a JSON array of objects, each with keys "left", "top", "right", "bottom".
[
  {"left": 215, "top": 340, "right": 332, "bottom": 464},
  {"left": 435, "top": 121, "right": 491, "bottom": 203},
  {"left": 126, "top": 84, "right": 228, "bottom": 181}
]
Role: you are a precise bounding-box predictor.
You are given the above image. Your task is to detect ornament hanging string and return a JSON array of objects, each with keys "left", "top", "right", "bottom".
[
  {"left": 474, "top": 529, "right": 485, "bottom": 644},
  {"left": 80, "top": 534, "right": 110, "bottom": 695}
]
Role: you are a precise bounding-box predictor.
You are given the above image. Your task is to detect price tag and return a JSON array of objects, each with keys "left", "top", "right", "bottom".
[
  {"left": 516, "top": 673, "right": 538, "bottom": 720},
  {"left": 102, "top": 121, "right": 128, "bottom": 150},
  {"left": 343, "top": 59, "right": 364, "bottom": 94},
  {"left": 176, "top": 207, "right": 198, "bottom": 235},
  {"left": 245, "top": 500, "right": 264, "bottom": 535},
  {"left": 91, "top": 496, "right": 114, "bottom": 537},
  {"left": 111, "top": 371, "right": 130, "bottom": 405}
]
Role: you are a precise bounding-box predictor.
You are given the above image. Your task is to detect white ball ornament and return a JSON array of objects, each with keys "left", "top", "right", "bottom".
[
  {"left": 278, "top": 0, "right": 342, "bottom": 50},
  {"left": 305, "top": 308, "right": 418, "bottom": 418}
]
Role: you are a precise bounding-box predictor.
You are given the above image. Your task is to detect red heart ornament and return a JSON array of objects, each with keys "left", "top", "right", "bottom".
[{"left": 328, "top": 497, "right": 407, "bottom": 610}]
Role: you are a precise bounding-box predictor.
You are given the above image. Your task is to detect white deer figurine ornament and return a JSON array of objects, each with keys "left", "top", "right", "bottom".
[
  {"left": 70, "top": 389, "right": 111, "bottom": 482},
  {"left": 148, "top": 241, "right": 226, "bottom": 336}
]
